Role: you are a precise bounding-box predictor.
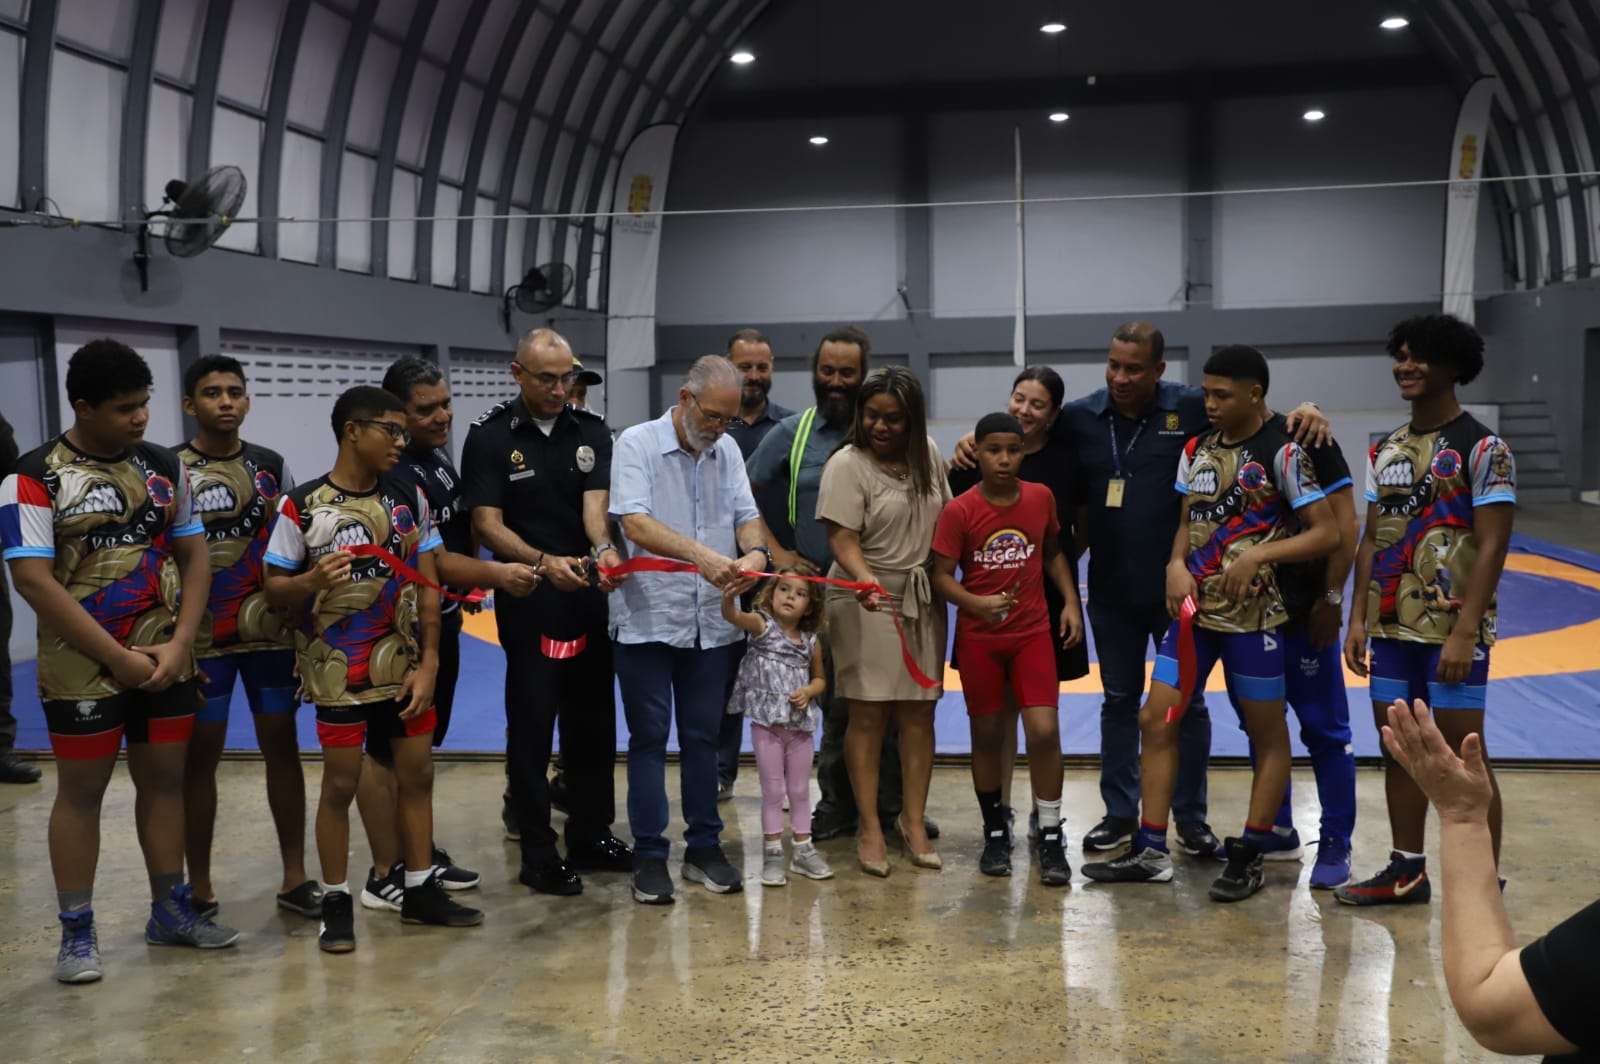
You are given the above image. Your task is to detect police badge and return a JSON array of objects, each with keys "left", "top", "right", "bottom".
[{"left": 576, "top": 445, "right": 596, "bottom": 473}]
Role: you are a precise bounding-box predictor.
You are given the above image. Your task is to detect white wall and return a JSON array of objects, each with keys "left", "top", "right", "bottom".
[{"left": 54, "top": 319, "right": 184, "bottom": 445}]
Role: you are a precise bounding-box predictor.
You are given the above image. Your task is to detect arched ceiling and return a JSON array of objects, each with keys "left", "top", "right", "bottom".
[{"left": 4, "top": 0, "right": 1596, "bottom": 307}]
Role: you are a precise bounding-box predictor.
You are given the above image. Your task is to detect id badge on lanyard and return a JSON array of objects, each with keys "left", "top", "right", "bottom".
[{"left": 1107, "top": 415, "right": 1148, "bottom": 510}]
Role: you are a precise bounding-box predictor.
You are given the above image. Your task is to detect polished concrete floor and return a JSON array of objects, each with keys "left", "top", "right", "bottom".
[{"left": 1, "top": 762, "right": 1594, "bottom": 1063}]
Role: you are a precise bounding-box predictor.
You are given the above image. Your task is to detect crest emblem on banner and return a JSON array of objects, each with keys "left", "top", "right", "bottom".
[{"left": 628, "top": 175, "right": 653, "bottom": 213}]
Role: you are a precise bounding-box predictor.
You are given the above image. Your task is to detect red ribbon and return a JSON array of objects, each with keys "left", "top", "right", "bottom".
[
  {"left": 541, "top": 634, "right": 588, "bottom": 659},
  {"left": 346, "top": 544, "right": 488, "bottom": 604},
  {"left": 599, "top": 557, "right": 941, "bottom": 690},
  {"left": 1165, "top": 595, "right": 1200, "bottom": 725}
]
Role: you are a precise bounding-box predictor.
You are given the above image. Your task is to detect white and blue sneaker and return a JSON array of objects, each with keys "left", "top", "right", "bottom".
[
  {"left": 1309, "top": 836, "right": 1352, "bottom": 890},
  {"left": 56, "top": 910, "right": 102, "bottom": 983}
]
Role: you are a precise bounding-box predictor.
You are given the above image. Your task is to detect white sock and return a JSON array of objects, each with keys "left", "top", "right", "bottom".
[
  {"left": 793, "top": 839, "right": 814, "bottom": 854},
  {"left": 320, "top": 880, "right": 349, "bottom": 897},
  {"left": 1396, "top": 848, "right": 1426, "bottom": 862},
  {"left": 1035, "top": 798, "right": 1062, "bottom": 830},
  {"left": 764, "top": 840, "right": 783, "bottom": 855},
  {"left": 404, "top": 868, "right": 431, "bottom": 888}
]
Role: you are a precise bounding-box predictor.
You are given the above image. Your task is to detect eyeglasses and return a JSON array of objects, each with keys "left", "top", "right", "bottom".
[
  {"left": 512, "top": 363, "right": 578, "bottom": 390},
  {"left": 354, "top": 419, "right": 411, "bottom": 445},
  {"left": 689, "top": 392, "right": 733, "bottom": 429}
]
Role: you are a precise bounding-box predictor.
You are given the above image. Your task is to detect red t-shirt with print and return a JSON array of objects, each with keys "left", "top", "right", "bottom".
[{"left": 932, "top": 480, "right": 1060, "bottom": 639}]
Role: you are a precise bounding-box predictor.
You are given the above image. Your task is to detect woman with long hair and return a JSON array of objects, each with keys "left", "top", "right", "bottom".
[{"left": 816, "top": 367, "right": 950, "bottom": 876}]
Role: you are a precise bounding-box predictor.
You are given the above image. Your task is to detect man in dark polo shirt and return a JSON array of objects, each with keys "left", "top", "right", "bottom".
[
  {"left": 1057, "top": 321, "right": 1328, "bottom": 856},
  {"left": 462, "top": 328, "right": 633, "bottom": 897}
]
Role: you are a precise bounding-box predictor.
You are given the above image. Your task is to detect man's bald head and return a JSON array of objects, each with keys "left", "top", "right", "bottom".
[
  {"left": 517, "top": 327, "right": 571, "bottom": 362},
  {"left": 513, "top": 327, "right": 576, "bottom": 416}
]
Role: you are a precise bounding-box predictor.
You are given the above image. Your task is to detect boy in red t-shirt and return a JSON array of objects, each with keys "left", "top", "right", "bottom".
[{"left": 933, "top": 412, "right": 1084, "bottom": 886}]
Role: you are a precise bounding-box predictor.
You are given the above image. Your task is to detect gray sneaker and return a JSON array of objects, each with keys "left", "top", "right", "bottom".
[
  {"left": 1081, "top": 846, "right": 1175, "bottom": 884},
  {"left": 56, "top": 911, "right": 102, "bottom": 984},
  {"left": 146, "top": 884, "right": 240, "bottom": 948},
  {"left": 760, "top": 843, "right": 787, "bottom": 886},
  {"left": 789, "top": 842, "right": 834, "bottom": 881}
]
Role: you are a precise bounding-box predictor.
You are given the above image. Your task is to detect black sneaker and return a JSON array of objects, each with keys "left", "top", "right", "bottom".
[
  {"left": 401, "top": 873, "right": 484, "bottom": 927},
  {"left": 682, "top": 845, "right": 744, "bottom": 894},
  {"left": 0, "top": 752, "right": 42, "bottom": 784},
  {"left": 1081, "top": 846, "right": 1174, "bottom": 883},
  {"left": 1209, "top": 838, "right": 1266, "bottom": 902},
  {"left": 501, "top": 793, "right": 521, "bottom": 841},
  {"left": 632, "top": 858, "right": 675, "bottom": 905},
  {"left": 978, "top": 826, "right": 1013, "bottom": 877},
  {"left": 1176, "top": 821, "right": 1223, "bottom": 860},
  {"left": 1334, "top": 851, "right": 1431, "bottom": 907},
  {"left": 519, "top": 860, "right": 582, "bottom": 896},
  {"left": 548, "top": 773, "right": 571, "bottom": 816},
  {"left": 810, "top": 809, "right": 858, "bottom": 842},
  {"left": 1038, "top": 828, "right": 1072, "bottom": 887},
  {"left": 276, "top": 880, "right": 323, "bottom": 918},
  {"left": 318, "top": 891, "right": 355, "bottom": 953},
  {"left": 924, "top": 816, "right": 941, "bottom": 841},
  {"left": 193, "top": 895, "right": 220, "bottom": 920},
  {"left": 567, "top": 833, "right": 634, "bottom": 873},
  {"left": 431, "top": 846, "right": 480, "bottom": 891},
  {"left": 1082, "top": 816, "right": 1137, "bottom": 852},
  {"left": 360, "top": 862, "right": 405, "bottom": 912}
]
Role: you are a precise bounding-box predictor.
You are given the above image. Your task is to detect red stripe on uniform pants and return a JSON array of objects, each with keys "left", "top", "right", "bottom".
[
  {"left": 146, "top": 713, "right": 195, "bottom": 745},
  {"left": 50, "top": 727, "right": 125, "bottom": 760},
  {"left": 597, "top": 557, "right": 941, "bottom": 690},
  {"left": 1165, "top": 596, "right": 1201, "bottom": 725},
  {"left": 541, "top": 634, "right": 588, "bottom": 659},
  {"left": 316, "top": 720, "right": 367, "bottom": 748}
]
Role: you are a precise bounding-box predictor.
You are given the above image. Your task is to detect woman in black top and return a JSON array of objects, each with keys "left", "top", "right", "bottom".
[{"left": 948, "top": 366, "right": 1088, "bottom": 827}]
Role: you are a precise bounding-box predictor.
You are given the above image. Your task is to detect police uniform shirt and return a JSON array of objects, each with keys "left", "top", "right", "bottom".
[
  {"left": 390, "top": 446, "right": 469, "bottom": 613},
  {"left": 1056, "top": 381, "right": 1207, "bottom": 609},
  {"left": 460, "top": 397, "right": 612, "bottom": 559}
]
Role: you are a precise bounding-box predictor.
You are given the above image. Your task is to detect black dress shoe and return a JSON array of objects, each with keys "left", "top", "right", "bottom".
[
  {"left": 0, "top": 753, "right": 41, "bottom": 784},
  {"left": 519, "top": 861, "right": 583, "bottom": 896},
  {"left": 810, "top": 810, "right": 858, "bottom": 841},
  {"left": 566, "top": 834, "right": 634, "bottom": 873},
  {"left": 548, "top": 773, "right": 571, "bottom": 815}
]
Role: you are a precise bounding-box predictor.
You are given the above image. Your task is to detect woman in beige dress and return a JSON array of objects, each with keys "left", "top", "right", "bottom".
[{"left": 817, "top": 367, "right": 950, "bottom": 876}]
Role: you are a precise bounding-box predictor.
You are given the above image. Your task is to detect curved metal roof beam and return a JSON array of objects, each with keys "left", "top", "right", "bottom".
[
  {"left": 370, "top": 0, "right": 439, "bottom": 279},
  {"left": 258, "top": 0, "right": 312, "bottom": 260},
  {"left": 317, "top": 0, "right": 379, "bottom": 269},
  {"left": 119, "top": 0, "right": 163, "bottom": 222},
  {"left": 416, "top": 0, "right": 494, "bottom": 286}
]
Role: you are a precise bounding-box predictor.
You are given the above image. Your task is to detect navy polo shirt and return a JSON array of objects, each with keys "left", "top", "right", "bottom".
[
  {"left": 1056, "top": 381, "right": 1207, "bottom": 608},
  {"left": 726, "top": 399, "right": 795, "bottom": 460}
]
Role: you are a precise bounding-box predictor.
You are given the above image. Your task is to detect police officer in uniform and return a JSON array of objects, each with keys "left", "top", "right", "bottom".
[{"left": 462, "top": 328, "right": 632, "bottom": 896}]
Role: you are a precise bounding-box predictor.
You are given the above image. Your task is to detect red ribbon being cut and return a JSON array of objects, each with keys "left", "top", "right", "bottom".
[
  {"left": 346, "top": 544, "right": 488, "bottom": 604},
  {"left": 1164, "top": 595, "right": 1200, "bottom": 725},
  {"left": 597, "top": 557, "right": 942, "bottom": 690}
]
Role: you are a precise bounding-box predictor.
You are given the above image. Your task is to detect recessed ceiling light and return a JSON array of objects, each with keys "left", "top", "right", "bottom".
[
  {"left": 1303, "top": 109, "right": 1326, "bottom": 122},
  {"left": 1040, "top": 20, "right": 1066, "bottom": 33},
  {"left": 1379, "top": 16, "right": 1409, "bottom": 30},
  {"left": 729, "top": 50, "right": 755, "bottom": 65},
  {"left": 808, "top": 135, "right": 829, "bottom": 146},
  {"left": 1048, "top": 111, "right": 1070, "bottom": 123}
]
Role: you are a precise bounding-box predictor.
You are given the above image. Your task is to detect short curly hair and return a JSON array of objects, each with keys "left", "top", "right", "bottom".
[
  {"left": 1386, "top": 314, "right": 1485, "bottom": 386},
  {"left": 753, "top": 569, "right": 825, "bottom": 634},
  {"left": 66, "top": 339, "right": 152, "bottom": 407}
]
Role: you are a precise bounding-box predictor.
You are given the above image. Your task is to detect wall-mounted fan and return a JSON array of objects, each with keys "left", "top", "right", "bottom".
[
  {"left": 133, "top": 165, "right": 247, "bottom": 292},
  {"left": 501, "top": 264, "right": 575, "bottom": 332}
]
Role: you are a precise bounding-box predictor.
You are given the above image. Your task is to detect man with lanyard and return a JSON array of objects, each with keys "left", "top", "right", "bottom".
[
  {"left": 1050, "top": 322, "right": 1329, "bottom": 858},
  {"left": 463, "top": 329, "right": 633, "bottom": 897},
  {"left": 746, "top": 326, "right": 936, "bottom": 844},
  {"left": 717, "top": 328, "right": 795, "bottom": 801}
]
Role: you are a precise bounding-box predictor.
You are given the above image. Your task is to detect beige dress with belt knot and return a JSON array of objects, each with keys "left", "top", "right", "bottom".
[{"left": 816, "top": 439, "right": 951, "bottom": 702}]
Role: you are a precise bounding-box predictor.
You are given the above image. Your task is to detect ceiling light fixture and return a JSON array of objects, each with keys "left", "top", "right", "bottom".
[
  {"left": 1303, "top": 109, "right": 1326, "bottom": 123},
  {"left": 1048, "top": 111, "right": 1070, "bottom": 123},
  {"left": 1040, "top": 20, "right": 1066, "bottom": 33},
  {"left": 809, "top": 134, "right": 829, "bottom": 146},
  {"left": 1379, "top": 16, "right": 1409, "bottom": 30},
  {"left": 729, "top": 50, "right": 755, "bottom": 64}
]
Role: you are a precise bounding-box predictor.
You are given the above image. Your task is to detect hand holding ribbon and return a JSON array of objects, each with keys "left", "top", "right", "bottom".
[{"left": 1164, "top": 595, "right": 1200, "bottom": 725}]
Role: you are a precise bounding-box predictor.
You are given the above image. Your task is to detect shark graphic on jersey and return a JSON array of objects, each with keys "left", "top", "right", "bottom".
[
  {"left": 0, "top": 437, "right": 204, "bottom": 700},
  {"left": 1364, "top": 411, "right": 1515, "bottom": 644},
  {"left": 179, "top": 442, "right": 297, "bottom": 657},
  {"left": 1175, "top": 420, "right": 1326, "bottom": 634},
  {"left": 263, "top": 473, "right": 441, "bottom": 707}
]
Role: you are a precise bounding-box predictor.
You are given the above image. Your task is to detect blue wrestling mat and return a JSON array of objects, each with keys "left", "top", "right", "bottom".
[{"left": 8, "top": 533, "right": 1600, "bottom": 761}]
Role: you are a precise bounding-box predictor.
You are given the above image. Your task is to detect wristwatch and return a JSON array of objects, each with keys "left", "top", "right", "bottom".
[
  {"left": 1324, "top": 590, "right": 1344, "bottom": 607},
  {"left": 750, "top": 545, "right": 774, "bottom": 571},
  {"left": 589, "top": 543, "right": 616, "bottom": 563}
]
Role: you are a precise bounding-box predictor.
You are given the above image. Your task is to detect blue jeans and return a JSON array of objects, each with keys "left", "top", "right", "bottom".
[
  {"left": 1088, "top": 597, "right": 1211, "bottom": 825},
  {"left": 616, "top": 640, "right": 736, "bottom": 860},
  {"left": 716, "top": 640, "right": 748, "bottom": 787}
]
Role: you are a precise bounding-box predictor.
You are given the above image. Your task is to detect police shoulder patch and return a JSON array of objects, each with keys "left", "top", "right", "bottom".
[{"left": 472, "top": 398, "right": 518, "bottom": 427}]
